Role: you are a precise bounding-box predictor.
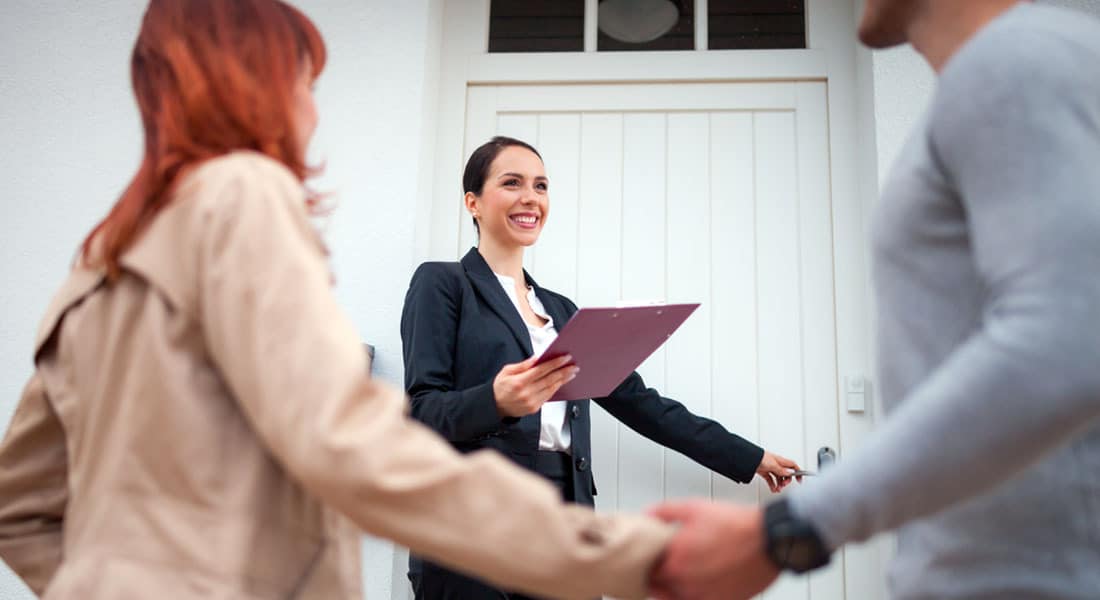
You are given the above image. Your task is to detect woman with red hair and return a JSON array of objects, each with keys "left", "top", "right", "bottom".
[{"left": 0, "top": 2, "right": 672, "bottom": 598}]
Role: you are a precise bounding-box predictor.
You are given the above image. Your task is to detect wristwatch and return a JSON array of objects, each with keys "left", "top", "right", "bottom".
[{"left": 763, "top": 498, "right": 831, "bottom": 573}]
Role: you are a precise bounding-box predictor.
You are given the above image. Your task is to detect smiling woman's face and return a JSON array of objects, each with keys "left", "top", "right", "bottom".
[{"left": 467, "top": 145, "right": 549, "bottom": 249}]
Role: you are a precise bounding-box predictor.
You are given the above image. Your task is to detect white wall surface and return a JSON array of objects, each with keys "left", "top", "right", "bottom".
[
  {"left": 0, "top": 1, "right": 442, "bottom": 598},
  {"left": 869, "top": 45, "right": 935, "bottom": 187}
]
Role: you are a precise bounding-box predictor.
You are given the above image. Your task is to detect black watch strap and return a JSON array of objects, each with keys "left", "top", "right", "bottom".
[{"left": 764, "top": 498, "right": 831, "bottom": 574}]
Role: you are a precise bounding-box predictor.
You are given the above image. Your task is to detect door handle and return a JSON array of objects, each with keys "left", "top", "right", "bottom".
[{"left": 817, "top": 446, "right": 836, "bottom": 470}]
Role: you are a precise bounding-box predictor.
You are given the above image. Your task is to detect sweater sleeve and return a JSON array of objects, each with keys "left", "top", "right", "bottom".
[{"left": 790, "top": 27, "right": 1100, "bottom": 549}]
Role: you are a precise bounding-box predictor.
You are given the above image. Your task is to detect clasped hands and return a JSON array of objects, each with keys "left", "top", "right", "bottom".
[
  {"left": 647, "top": 452, "right": 802, "bottom": 600},
  {"left": 648, "top": 500, "right": 778, "bottom": 600}
]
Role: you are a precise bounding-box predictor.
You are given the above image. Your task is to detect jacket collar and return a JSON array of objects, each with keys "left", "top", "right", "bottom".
[
  {"left": 35, "top": 266, "right": 106, "bottom": 360},
  {"left": 460, "top": 247, "right": 545, "bottom": 356}
]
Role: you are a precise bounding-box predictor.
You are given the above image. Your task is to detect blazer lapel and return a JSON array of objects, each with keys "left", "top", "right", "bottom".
[{"left": 461, "top": 248, "right": 534, "bottom": 356}]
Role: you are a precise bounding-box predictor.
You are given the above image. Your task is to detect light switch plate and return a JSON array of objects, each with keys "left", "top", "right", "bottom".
[{"left": 845, "top": 374, "right": 866, "bottom": 412}]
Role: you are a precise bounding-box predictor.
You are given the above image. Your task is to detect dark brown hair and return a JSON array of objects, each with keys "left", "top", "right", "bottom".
[{"left": 463, "top": 136, "right": 542, "bottom": 234}]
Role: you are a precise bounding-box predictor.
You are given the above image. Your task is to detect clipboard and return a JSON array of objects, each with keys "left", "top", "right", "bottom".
[{"left": 535, "top": 303, "right": 700, "bottom": 402}]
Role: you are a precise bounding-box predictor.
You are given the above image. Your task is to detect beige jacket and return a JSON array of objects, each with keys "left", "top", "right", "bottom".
[{"left": 0, "top": 152, "right": 672, "bottom": 599}]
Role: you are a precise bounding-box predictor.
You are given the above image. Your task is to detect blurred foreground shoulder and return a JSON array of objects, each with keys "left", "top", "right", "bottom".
[{"left": 179, "top": 151, "right": 307, "bottom": 220}]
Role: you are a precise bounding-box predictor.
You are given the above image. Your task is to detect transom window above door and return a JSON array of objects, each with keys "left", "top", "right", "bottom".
[{"left": 488, "top": 0, "right": 806, "bottom": 53}]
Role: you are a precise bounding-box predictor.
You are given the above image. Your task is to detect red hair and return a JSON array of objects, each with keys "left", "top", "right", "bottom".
[{"left": 82, "top": 0, "right": 327, "bottom": 279}]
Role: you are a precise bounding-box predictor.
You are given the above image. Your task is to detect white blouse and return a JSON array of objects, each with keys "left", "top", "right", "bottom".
[{"left": 494, "top": 273, "right": 572, "bottom": 453}]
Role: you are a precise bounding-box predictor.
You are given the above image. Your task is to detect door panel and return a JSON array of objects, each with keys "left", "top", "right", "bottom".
[
  {"left": 619, "top": 112, "right": 668, "bottom": 510},
  {"left": 709, "top": 111, "right": 761, "bottom": 508},
  {"left": 532, "top": 113, "right": 581, "bottom": 296},
  {"left": 462, "top": 80, "right": 842, "bottom": 600},
  {"left": 665, "top": 112, "right": 713, "bottom": 500}
]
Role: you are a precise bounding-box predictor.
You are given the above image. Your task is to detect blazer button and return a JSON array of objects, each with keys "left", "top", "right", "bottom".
[
  {"left": 575, "top": 456, "right": 589, "bottom": 472},
  {"left": 570, "top": 404, "right": 580, "bottom": 419}
]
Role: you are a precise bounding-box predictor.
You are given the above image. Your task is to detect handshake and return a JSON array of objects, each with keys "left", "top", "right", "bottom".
[
  {"left": 647, "top": 500, "right": 786, "bottom": 600},
  {"left": 641, "top": 453, "right": 824, "bottom": 600}
]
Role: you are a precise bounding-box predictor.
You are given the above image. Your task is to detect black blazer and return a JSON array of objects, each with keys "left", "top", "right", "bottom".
[{"left": 400, "top": 248, "right": 764, "bottom": 506}]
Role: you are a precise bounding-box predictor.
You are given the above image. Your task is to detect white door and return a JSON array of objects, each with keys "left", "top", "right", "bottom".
[{"left": 462, "top": 80, "right": 844, "bottom": 600}]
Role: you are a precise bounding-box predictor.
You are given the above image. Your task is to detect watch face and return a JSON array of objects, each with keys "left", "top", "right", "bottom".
[
  {"left": 772, "top": 530, "right": 828, "bottom": 573},
  {"left": 785, "top": 538, "right": 821, "bottom": 572},
  {"left": 766, "top": 502, "right": 830, "bottom": 574}
]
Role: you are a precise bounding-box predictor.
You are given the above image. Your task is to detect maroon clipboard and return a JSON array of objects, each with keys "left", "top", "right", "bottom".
[{"left": 535, "top": 303, "right": 700, "bottom": 402}]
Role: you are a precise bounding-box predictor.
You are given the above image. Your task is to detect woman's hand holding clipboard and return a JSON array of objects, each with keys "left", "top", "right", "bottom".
[{"left": 533, "top": 303, "right": 700, "bottom": 402}]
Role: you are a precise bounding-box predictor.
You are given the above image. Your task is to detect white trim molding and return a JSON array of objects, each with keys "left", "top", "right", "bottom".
[{"left": 464, "top": 49, "right": 827, "bottom": 86}]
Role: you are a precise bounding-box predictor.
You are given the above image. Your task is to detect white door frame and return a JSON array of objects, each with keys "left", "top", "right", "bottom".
[{"left": 421, "top": 1, "right": 885, "bottom": 597}]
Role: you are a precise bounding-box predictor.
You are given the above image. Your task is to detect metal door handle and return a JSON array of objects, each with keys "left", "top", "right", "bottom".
[{"left": 817, "top": 446, "right": 836, "bottom": 470}]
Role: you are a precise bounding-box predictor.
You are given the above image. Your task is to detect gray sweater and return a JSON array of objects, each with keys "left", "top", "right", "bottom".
[{"left": 789, "top": 5, "right": 1100, "bottom": 599}]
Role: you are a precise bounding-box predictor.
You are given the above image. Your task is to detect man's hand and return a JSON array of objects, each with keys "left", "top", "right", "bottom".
[
  {"left": 648, "top": 500, "right": 779, "bottom": 600},
  {"left": 757, "top": 451, "right": 801, "bottom": 493}
]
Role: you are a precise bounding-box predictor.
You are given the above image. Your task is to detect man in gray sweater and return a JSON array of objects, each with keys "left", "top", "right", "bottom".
[{"left": 649, "top": 1, "right": 1100, "bottom": 599}]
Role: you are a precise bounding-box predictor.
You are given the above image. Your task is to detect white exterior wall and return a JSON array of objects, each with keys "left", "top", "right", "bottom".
[
  {"left": 1, "top": 0, "right": 1097, "bottom": 598},
  {"left": 869, "top": 46, "right": 935, "bottom": 187}
]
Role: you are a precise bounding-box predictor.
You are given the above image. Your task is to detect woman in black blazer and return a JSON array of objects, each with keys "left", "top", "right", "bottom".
[{"left": 401, "top": 136, "right": 800, "bottom": 600}]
